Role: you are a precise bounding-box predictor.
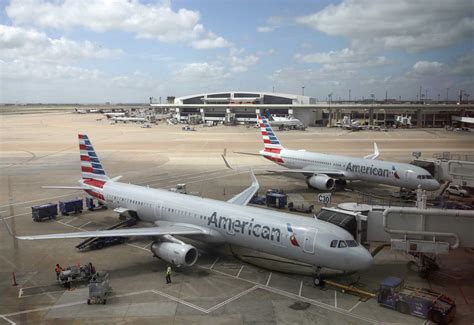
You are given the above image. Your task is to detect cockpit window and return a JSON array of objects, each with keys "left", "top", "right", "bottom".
[
  {"left": 330, "top": 240, "right": 338, "bottom": 248},
  {"left": 346, "top": 240, "right": 358, "bottom": 247},
  {"left": 338, "top": 241, "right": 347, "bottom": 248}
]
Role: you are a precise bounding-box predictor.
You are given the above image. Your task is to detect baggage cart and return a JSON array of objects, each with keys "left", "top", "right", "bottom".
[
  {"left": 87, "top": 272, "right": 112, "bottom": 305},
  {"left": 59, "top": 199, "right": 83, "bottom": 216},
  {"left": 32, "top": 203, "right": 57, "bottom": 222}
]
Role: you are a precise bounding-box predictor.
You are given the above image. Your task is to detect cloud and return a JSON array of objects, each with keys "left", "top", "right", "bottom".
[
  {"left": 174, "top": 62, "right": 228, "bottom": 81},
  {"left": 412, "top": 61, "right": 445, "bottom": 75},
  {"left": 0, "top": 59, "right": 102, "bottom": 81},
  {"left": 296, "top": 0, "right": 474, "bottom": 52},
  {"left": 174, "top": 48, "right": 259, "bottom": 82},
  {"left": 190, "top": 32, "right": 232, "bottom": 49},
  {"left": 6, "top": 0, "right": 230, "bottom": 49},
  {"left": 257, "top": 16, "right": 283, "bottom": 33},
  {"left": 0, "top": 25, "right": 122, "bottom": 62},
  {"left": 228, "top": 48, "right": 258, "bottom": 72},
  {"left": 295, "top": 47, "right": 392, "bottom": 71},
  {"left": 452, "top": 51, "right": 474, "bottom": 77},
  {"left": 257, "top": 26, "right": 274, "bottom": 33}
]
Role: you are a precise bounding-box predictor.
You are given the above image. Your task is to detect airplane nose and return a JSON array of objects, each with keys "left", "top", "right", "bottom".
[
  {"left": 427, "top": 180, "right": 440, "bottom": 191},
  {"left": 357, "top": 247, "right": 373, "bottom": 270}
]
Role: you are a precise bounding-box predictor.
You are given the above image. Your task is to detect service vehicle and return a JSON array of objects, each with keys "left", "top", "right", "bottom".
[
  {"left": 57, "top": 263, "right": 95, "bottom": 288},
  {"left": 288, "top": 202, "right": 314, "bottom": 214},
  {"left": 87, "top": 272, "right": 112, "bottom": 305},
  {"left": 446, "top": 184, "right": 468, "bottom": 197},
  {"left": 377, "top": 277, "right": 456, "bottom": 323}
]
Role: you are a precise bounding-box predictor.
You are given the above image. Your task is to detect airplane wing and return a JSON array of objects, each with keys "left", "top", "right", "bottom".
[
  {"left": 2, "top": 218, "right": 203, "bottom": 240},
  {"left": 364, "top": 143, "right": 379, "bottom": 160},
  {"left": 264, "top": 168, "right": 346, "bottom": 178},
  {"left": 227, "top": 169, "right": 260, "bottom": 206}
]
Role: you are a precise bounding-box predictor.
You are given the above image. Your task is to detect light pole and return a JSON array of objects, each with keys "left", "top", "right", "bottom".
[
  {"left": 446, "top": 88, "right": 449, "bottom": 102},
  {"left": 349, "top": 89, "right": 351, "bottom": 102},
  {"left": 302, "top": 86, "right": 305, "bottom": 96}
]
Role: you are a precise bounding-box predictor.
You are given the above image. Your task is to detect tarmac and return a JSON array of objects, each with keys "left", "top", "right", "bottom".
[{"left": 1, "top": 110, "right": 473, "bottom": 324}]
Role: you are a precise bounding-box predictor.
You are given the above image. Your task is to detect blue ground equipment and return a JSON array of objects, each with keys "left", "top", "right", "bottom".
[
  {"left": 59, "top": 199, "right": 83, "bottom": 216},
  {"left": 377, "top": 277, "right": 456, "bottom": 323},
  {"left": 31, "top": 203, "right": 58, "bottom": 222},
  {"left": 266, "top": 189, "right": 287, "bottom": 209}
]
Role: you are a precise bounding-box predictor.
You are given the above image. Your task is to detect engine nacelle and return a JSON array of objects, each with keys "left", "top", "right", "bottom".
[
  {"left": 151, "top": 242, "right": 198, "bottom": 267},
  {"left": 307, "top": 174, "right": 335, "bottom": 191}
]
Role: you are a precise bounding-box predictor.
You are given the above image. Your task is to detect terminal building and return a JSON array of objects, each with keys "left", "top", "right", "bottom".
[{"left": 150, "top": 91, "right": 473, "bottom": 128}]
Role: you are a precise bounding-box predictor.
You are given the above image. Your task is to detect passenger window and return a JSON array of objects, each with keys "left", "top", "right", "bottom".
[
  {"left": 330, "top": 240, "right": 338, "bottom": 248},
  {"left": 338, "top": 241, "right": 347, "bottom": 248}
]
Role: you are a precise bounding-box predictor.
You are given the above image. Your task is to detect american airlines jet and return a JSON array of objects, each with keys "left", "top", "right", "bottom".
[
  {"left": 3, "top": 134, "right": 373, "bottom": 285},
  {"left": 256, "top": 114, "right": 440, "bottom": 191}
]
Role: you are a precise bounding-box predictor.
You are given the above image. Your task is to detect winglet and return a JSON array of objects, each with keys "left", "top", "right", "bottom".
[
  {"left": 364, "top": 142, "right": 379, "bottom": 160},
  {"left": 222, "top": 155, "right": 233, "bottom": 169},
  {"left": 227, "top": 169, "right": 260, "bottom": 206}
]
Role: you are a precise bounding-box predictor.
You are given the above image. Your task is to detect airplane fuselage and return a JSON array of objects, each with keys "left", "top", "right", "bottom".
[
  {"left": 263, "top": 149, "right": 440, "bottom": 191},
  {"left": 95, "top": 180, "right": 373, "bottom": 272}
]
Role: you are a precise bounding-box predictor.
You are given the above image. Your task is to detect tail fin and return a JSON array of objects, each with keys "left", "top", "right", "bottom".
[
  {"left": 78, "top": 134, "right": 109, "bottom": 181},
  {"left": 257, "top": 114, "right": 284, "bottom": 151}
]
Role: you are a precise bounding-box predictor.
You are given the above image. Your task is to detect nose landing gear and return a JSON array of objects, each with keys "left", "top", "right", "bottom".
[{"left": 313, "top": 267, "right": 324, "bottom": 287}]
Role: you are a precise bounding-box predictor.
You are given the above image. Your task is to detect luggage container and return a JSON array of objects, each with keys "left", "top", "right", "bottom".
[
  {"left": 59, "top": 199, "right": 83, "bottom": 216},
  {"left": 31, "top": 203, "right": 57, "bottom": 222},
  {"left": 266, "top": 189, "right": 287, "bottom": 209}
]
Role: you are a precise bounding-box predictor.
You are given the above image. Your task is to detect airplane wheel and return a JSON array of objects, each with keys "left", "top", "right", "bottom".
[
  {"left": 313, "top": 276, "right": 323, "bottom": 287},
  {"left": 430, "top": 310, "right": 443, "bottom": 324}
]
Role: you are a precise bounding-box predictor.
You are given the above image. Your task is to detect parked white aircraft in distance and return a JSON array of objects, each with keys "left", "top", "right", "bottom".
[
  {"left": 256, "top": 114, "right": 440, "bottom": 191},
  {"left": 103, "top": 112, "right": 126, "bottom": 118},
  {"left": 3, "top": 134, "right": 373, "bottom": 285},
  {"left": 112, "top": 116, "right": 147, "bottom": 122}
]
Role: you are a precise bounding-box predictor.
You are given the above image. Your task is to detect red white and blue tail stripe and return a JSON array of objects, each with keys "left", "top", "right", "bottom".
[
  {"left": 257, "top": 114, "right": 284, "bottom": 150},
  {"left": 79, "top": 134, "right": 109, "bottom": 181},
  {"left": 79, "top": 134, "right": 109, "bottom": 201},
  {"left": 257, "top": 114, "right": 285, "bottom": 164}
]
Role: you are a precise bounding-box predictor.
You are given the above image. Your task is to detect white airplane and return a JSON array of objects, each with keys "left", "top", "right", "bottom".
[
  {"left": 3, "top": 134, "right": 373, "bottom": 285},
  {"left": 112, "top": 116, "right": 147, "bottom": 123},
  {"left": 103, "top": 112, "right": 126, "bottom": 118},
  {"left": 256, "top": 114, "right": 440, "bottom": 191}
]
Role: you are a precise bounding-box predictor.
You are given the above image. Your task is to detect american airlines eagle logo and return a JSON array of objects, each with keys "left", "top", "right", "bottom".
[
  {"left": 392, "top": 166, "right": 400, "bottom": 179},
  {"left": 287, "top": 223, "right": 300, "bottom": 247}
]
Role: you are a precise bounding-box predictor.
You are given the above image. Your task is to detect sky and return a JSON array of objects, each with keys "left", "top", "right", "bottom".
[{"left": 0, "top": 0, "right": 473, "bottom": 103}]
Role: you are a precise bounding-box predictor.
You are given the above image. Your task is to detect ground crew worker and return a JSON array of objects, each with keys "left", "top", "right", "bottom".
[
  {"left": 166, "top": 265, "right": 172, "bottom": 284},
  {"left": 55, "top": 264, "right": 62, "bottom": 280}
]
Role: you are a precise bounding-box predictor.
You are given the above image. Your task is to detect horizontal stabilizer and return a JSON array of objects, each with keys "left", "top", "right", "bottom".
[
  {"left": 42, "top": 186, "right": 88, "bottom": 189},
  {"left": 233, "top": 151, "right": 261, "bottom": 156}
]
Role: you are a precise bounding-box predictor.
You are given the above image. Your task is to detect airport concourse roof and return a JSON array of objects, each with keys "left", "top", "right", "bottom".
[{"left": 175, "top": 91, "right": 311, "bottom": 101}]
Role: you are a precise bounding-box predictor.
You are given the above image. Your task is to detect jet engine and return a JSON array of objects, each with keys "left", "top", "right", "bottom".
[
  {"left": 307, "top": 174, "right": 335, "bottom": 190},
  {"left": 151, "top": 241, "right": 198, "bottom": 267}
]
